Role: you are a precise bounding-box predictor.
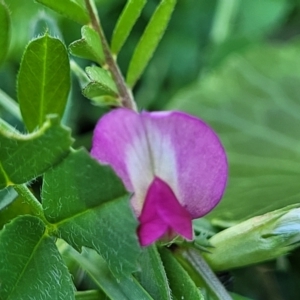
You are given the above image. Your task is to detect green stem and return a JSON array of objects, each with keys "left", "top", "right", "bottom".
[
  {"left": 182, "top": 248, "right": 232, "bottom": 300},
  {"left": 14, "top": 184, "right": 48, "bottom": 224},
  {"left": 0, "top": 89, "right": 22, "bottom": 121},
  {"left": 75, "top": 290, "right": 103, "bottom": 300},
  {"left": 84, "top": 0, "right": 137, "bottom": 111},
  {"left": 210, "top": 0, "right": 240, "bottom": 45}
]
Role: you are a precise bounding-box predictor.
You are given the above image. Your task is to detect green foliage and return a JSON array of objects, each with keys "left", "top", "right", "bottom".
[
  {"left": 69, "top": 25, "right": 105, "bottom": 65},
  {"left": 159, "top": 248, "right": 204, "bottom": 300},
  {"left": 42, "top": 149, "right": 141, "bottom": 277},
  {"left": 35, "top": 0, "right": 89, "bottom": 25},
  {"left": 66, "top": 246, "right": 153, "bottom": 299},
  {"left": 168, "top": 41, "right": 300, "bottom": 221},
  {"left": 0, "top": 1, "right": 10, "bottom": 66},
  {"left": 137, "top": 245, "right": 171, "bottom": 299},
  {"left": 17, "top": 34, "right": 70, "bottom": 132},
  {"left": 126, "top": 0, "right": 177, "bottom": 88},
  {"left": 0, "top": 188, "right": 32, "bottom": 229},
  {"left": 83, "top": 66, "right": 119, "bottom": 104},
  {"left": 1, "top": 0, "right": 300, "bottom": 299},
  {"left": 203, "top": 204, "right": 300, "bottom": 271},
  {"left": 0, "top": 215, "right": 75, "bottom": 300},
  {"left": 0, "top": 116, "right": 72, "bottom": 189},
  {"left": 111, "top": 0, "right": 147, "bottom": 54}
]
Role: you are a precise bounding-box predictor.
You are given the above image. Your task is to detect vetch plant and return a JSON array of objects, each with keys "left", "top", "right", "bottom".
[{"left": 0, "top": 0, "right": 300, "bottom": 299}]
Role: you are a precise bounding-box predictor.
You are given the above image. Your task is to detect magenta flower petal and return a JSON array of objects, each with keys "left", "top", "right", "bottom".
[
  {"left": 91, "top": 108, "right": 227, "bottom": 219},
  {"left": 138, "top": 177, "right": 193, "bottom": 246}
]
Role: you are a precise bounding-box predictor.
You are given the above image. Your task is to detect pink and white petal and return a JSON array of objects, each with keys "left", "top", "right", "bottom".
[
  {"left": 91, "top": 108, "right": 154, "bottom": 213},
  {"left": 141, "top": 111, "right": 227, "bottom": 218}
]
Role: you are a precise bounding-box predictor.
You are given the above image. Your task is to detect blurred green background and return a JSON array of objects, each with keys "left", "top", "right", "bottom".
[{"left": 1, "top": 0, "right": 300, "bottom": 299}]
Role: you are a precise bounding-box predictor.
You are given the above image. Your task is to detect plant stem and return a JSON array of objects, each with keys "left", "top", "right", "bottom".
[
  {"left": 0, "top": 89, "right": 22, "bottom": 121},
  {"left": 75, "top": 290, "right": 103, "bottom": 300},
  {"left": 14, "top": 184, "right": 48, "bottom": 224},
  {"left": 182, "top": 248, "right": 233, "bottom": 300},
  {"left": 84, "top": 0, "right": 137, "bottom": 111}
]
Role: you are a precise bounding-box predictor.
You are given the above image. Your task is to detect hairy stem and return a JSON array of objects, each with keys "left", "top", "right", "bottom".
[
  {"left": 182, "top": 248, "right": 233, "bottom": 300},
  {"left": 84, "top": 0, "right": 137, "bottom": 111},
  {"left": 0, "top": 89, "right": 22, "bottom": 121},
  {"left": 14, "top": 184, "right": 49, "bottom": 224}
]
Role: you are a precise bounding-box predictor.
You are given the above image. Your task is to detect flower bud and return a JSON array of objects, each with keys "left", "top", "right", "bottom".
[{"left": 203, "top": 205, "right": 300, "bottom": 271}]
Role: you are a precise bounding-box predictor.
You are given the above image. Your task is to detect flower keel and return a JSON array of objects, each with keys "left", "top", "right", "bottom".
[{"left": 138, "top": 177, "right": 193, "bottom": 246}]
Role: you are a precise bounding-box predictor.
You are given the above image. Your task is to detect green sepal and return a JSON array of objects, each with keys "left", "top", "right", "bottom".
[
  {"left": 0, "top": 215, "right": 75, "bottom": 299},
  {"left": 42, "top": 149, "right": 141, "bottom": 277},
  {"left": 0, "top": 115, "right": 73, "bottom": 189},
  {"left": 35, "top": 0, "right": 89, "bottom": 25},
  {"left": 69, "top": 25, "right": 105, "bottom": 65},
  {"left": 17, "top": 34, "right": 70, "bottom": 132}
]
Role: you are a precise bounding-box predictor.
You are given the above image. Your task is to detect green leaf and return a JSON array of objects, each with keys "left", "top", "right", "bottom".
[
  {"left": 83, "top": 66, "right": 118, "bottom": 99},
  {"left": 65, "top": 246, "right": 153, "bottom": 300},
  {"left": 69, "top": 26, "right": 105, "bottom": 65},
  {"left": 126, "top": 0, "right": 177, "bottom": 87},
  {"left": 159, "top": 248, "right": 204, "bottom": 300},
  {"left": 0, "top": 115, "right": 73, "bottom": 189},
  {"left": 35, "top": 0, "right": 89, "bottom": 25},
  {"left": 17, "top": 34, "right": 70, "bottom": 132},
  {"left": 111, "top": 0, "right": 147, "bottom": 54},
  {"left": 0, "top": 215, "right": 75, "bottom": 299},
  {"left": 42, "top": 149, "right": 141, "bottom": 277},
  {"left": 0, "top": 0, "right": 11, "bottom": 65},
  {"left": 136, "top": 245, "right": 171, "bottom": 300},
  {"left": 167, "top": 41, "right": 300, "bottom": 221}
]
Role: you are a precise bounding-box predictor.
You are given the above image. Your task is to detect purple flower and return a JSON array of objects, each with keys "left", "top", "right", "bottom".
[{"left": 91, "top": 108, "right": 227, "bottom": 246}]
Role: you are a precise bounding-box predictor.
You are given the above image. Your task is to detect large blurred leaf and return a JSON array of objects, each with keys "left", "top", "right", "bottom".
[
  {"left": 126, "top": 0, "right": 177, "bottom": 88},
  {"left": 168, "top": 41, "right": 300, "bottom": 221},
  {"left": 0, "top": 215, "right": 75, "bottom": 299},
  {"left": 0, "top": 0, "right": 10, "bottom": 65},
  {"left": 0, "top": 115, "right": 72, "bottom": 189},
  {"left": 111, "top": 0, "right": 147, "bottom": 54},
  {"left": 136, "top": 245, "right": 171, "bottom": 300},
  {"left": 234, "top": 0, "right": 290, "bottom": 37},
  {"left": 42, "top": 149, "right": 141, "bottom": 277},
  {"left": 35, "top": 0, "right": 89, "bottom": 25},
  {"left": 17, "top": 34, "right": 70, "bottom": 132},
  {"left": 159, "top": 248, "right": 204, "bottom": 300}
]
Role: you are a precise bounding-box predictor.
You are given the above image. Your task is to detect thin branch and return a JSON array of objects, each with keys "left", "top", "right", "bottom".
[
  {"left": 0, "top": 89, "right": 22, "bottom": 121},
  {"left": 14, "top": 184, "right": 49, "bottom": 224},
  {"left": 84, "top": 0, "right": 137, "bottom": 111},
  {"left": 182, "top": 248, "right": 233, "bottom": 300}
]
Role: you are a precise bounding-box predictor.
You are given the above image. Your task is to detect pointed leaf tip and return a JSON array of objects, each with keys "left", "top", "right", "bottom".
[{"left": 126, "top": 0, "right": 177, "bottom": 87}]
